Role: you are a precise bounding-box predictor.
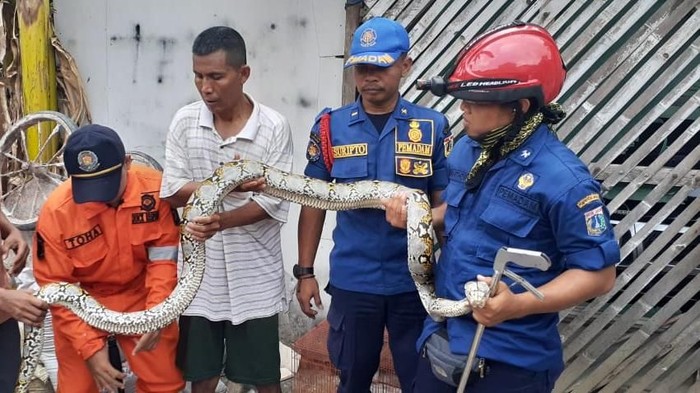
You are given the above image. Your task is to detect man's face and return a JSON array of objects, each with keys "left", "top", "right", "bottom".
[
  {"left": 353, "top": 56, "right": 411, "bottom": 112},
  {"left": 193, "top": 50, "right": 249, "bottom": 117}
]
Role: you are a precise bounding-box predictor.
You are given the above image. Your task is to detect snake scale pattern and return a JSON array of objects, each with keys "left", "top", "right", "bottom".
[{"left": 16, "top": 159, "right": 477, "bottom": 392}]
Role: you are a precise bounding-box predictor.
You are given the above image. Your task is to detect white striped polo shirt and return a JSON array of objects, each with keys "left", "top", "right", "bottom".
[{"left": 161, "top": 96, "right": 294, "bottom": 324}]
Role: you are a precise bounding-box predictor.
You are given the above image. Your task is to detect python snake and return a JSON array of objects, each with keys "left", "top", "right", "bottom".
[{"left": 16, "top": 159, "right": 478, "bottom": 392}]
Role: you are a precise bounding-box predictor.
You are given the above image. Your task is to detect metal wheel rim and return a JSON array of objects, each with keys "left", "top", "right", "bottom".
[
  {"left": 0, "top": 111, "right": 77, "bottom": 230},
  {"left": 127, "top": 150, "right": 163, "bottom": 172}
]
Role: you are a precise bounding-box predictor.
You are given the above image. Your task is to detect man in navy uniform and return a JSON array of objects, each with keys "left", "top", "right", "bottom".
[{"left": 295, "top": 17, "right": 452, "bottom": 392}]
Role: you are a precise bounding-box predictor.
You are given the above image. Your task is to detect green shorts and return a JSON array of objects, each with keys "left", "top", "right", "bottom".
[{"left": 176, "top": 315, "right": 281, "bottom": 386}]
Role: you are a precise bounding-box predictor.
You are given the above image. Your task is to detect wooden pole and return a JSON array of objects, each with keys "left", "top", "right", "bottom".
[
  {"left": 18, "top": 0, "right": 58, "bottom": 162},
  {"left": 341, "top": 2, "right": 363, "bottom": 105}
]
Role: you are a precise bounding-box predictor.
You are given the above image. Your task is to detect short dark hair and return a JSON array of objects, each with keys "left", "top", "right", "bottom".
[{"left": 192, "top": 26, "right": 247, "bottom": 67}]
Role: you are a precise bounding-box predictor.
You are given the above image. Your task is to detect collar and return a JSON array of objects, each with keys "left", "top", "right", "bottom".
[
  {"left": 463, "top": 123, "right": 548, "bottom": 171},
  {"left": 119, "top": 169, "right": 158, "bottom": 209},
  {"left": 197, "top": 94, "right": 260, "bottom": 141},
  {"left": 347, "top": 95, "right": 412, "bottom": 126},
  {"left": 507, "top": 124, "right": 549, "bottom": 167},
  {"left": 78, "top": 200, "right": 110, "bottom": 219}
]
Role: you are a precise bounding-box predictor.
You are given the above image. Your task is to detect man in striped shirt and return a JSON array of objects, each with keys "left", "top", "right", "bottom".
[{"left": 160, "top": 26, "right": 293, "bottom": 393}]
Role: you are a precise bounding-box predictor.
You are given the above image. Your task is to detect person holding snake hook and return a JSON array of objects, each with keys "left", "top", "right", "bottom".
[{"left": 384, "top": 21, "right": 619, "bottom": 393}]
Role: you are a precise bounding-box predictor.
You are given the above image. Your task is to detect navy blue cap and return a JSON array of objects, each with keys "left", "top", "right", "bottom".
[
  {"left": 345, "top": 17, "right": 410, "bottom": 68},
  {"left": 63, "top": 124, "right": 126, "bottom": 204}
]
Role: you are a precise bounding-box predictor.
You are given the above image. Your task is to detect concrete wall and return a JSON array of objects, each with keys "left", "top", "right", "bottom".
[{"left": 53, "top": 0, "right": 345, "bottom": 329}]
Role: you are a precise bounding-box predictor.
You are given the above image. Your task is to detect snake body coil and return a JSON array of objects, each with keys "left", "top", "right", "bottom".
[{"left": 16, "top": 160, "right": 474, "bottom": 392}]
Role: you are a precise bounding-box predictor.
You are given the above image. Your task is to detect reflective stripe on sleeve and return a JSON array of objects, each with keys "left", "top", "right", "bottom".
[{"left": 147, "top": 246, "right": 178, "bottom": 261}]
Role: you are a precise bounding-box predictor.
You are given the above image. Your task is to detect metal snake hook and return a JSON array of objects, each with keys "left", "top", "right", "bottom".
[{"left": 457, "top": 247, "right": 551, "bottom": 392}]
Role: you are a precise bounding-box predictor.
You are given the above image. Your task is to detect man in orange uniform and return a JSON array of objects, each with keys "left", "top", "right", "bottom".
[{"left": 33, "top": 124, "right": 184, "bottom": 393}]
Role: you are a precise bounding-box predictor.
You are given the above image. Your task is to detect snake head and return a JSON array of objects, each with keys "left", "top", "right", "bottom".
[{"left": 464, "top": 281, "right": 490, "bottom": 309}]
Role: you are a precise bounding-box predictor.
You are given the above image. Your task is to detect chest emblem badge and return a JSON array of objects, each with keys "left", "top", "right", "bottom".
[
  {"left": 408, "top": 120, "right": 423, "bottom": 142},
  {"left": 399, "top": 158, "right": 411, "bottom": 174},
  {"left": 517, "top": 172, "right": 535, "bottom": 191}
]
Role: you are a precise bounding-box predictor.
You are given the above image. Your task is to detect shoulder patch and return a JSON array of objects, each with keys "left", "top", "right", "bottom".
[
  {"left": 444, "top": 134, "right": 453, "bottom": 157},
  {"left": 577, "top": 193, "right": 601, "bottom": 209},
  {"left": 584, "top": 206, "right": 608, "bottom": 236},
  {"left": 306, "top": 132, "right": 322, "bottom": 162}
]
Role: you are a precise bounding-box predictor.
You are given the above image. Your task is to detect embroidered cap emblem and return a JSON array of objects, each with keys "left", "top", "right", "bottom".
[
  {"left": 360, "top": 28, "right": 377, "bottom": 47},
  {"left": 517, "top": 172, "right": 535, "bottom": 190},
  {"left": 77, "top": 150, "right": 100, "bottom": 172}
]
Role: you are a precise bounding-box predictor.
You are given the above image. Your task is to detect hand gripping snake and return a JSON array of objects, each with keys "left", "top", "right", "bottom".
[{"left": 16, "top": 159, "right": 480, "bottom": 392}]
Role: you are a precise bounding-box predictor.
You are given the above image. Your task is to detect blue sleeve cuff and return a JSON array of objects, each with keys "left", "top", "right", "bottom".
[{"left": 565, "top": 239, "right": 620, "bottom": 271}]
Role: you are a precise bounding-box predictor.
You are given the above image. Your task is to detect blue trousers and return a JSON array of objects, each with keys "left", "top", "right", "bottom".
[
  {"left": 326, "top": 286, "right": 426, "bottom": 393},
  {"left": 413, "top": 347, "right": 557, "bottom": 393},
  {"left": 0, "top": 319, "right": 20, "bottom": 393}
]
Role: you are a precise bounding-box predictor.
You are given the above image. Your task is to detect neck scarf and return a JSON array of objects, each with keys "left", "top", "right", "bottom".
[{"left": 466, "top": 112, "right": 544, "bottom": 190}]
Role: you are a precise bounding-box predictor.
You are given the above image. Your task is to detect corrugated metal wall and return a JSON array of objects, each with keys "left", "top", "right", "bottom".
[{"left": 362, "top": 1, "right": 700, "bottom": 391}]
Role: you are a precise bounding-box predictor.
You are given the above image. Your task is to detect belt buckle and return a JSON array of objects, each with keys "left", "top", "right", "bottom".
[{"left": 470, "top": 358, "right": 488, "bottom": 379}]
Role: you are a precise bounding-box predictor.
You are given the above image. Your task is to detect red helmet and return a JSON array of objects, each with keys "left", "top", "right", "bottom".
[{"left": 444, "top": 22, "right": 566, "bottom": 108}]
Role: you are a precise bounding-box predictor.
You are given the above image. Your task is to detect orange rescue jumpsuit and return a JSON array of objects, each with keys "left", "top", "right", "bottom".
[{"left": 33, "top": 165, "right": 185, "bottom": 393}]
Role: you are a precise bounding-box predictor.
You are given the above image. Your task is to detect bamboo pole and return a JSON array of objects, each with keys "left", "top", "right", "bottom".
[
  {"left": 342, "top": 2, "right": 363, "bottom": 105},
  {"left": 18, "top": 0, "right": 57, "bottom": 162}
]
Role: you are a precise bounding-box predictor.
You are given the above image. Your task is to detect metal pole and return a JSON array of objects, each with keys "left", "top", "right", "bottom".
[
  {"left": 455, "top": 248, "right": 550, "bottom": 392},
  {"left": 456, "top": 268, "right": 504, "bottom": 393}
]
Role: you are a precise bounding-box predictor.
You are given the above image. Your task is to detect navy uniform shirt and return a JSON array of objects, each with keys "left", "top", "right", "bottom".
[
  {"left": 304, "top": 96, "right": 450, "bottom": 295},
  {"left": 418, "top": 124, "right": 620, "bottom": 373}
]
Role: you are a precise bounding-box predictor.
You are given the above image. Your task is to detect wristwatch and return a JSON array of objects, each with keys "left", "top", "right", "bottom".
[{"left": 293, "top": 264, "right": 314, "bottom": 279}]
